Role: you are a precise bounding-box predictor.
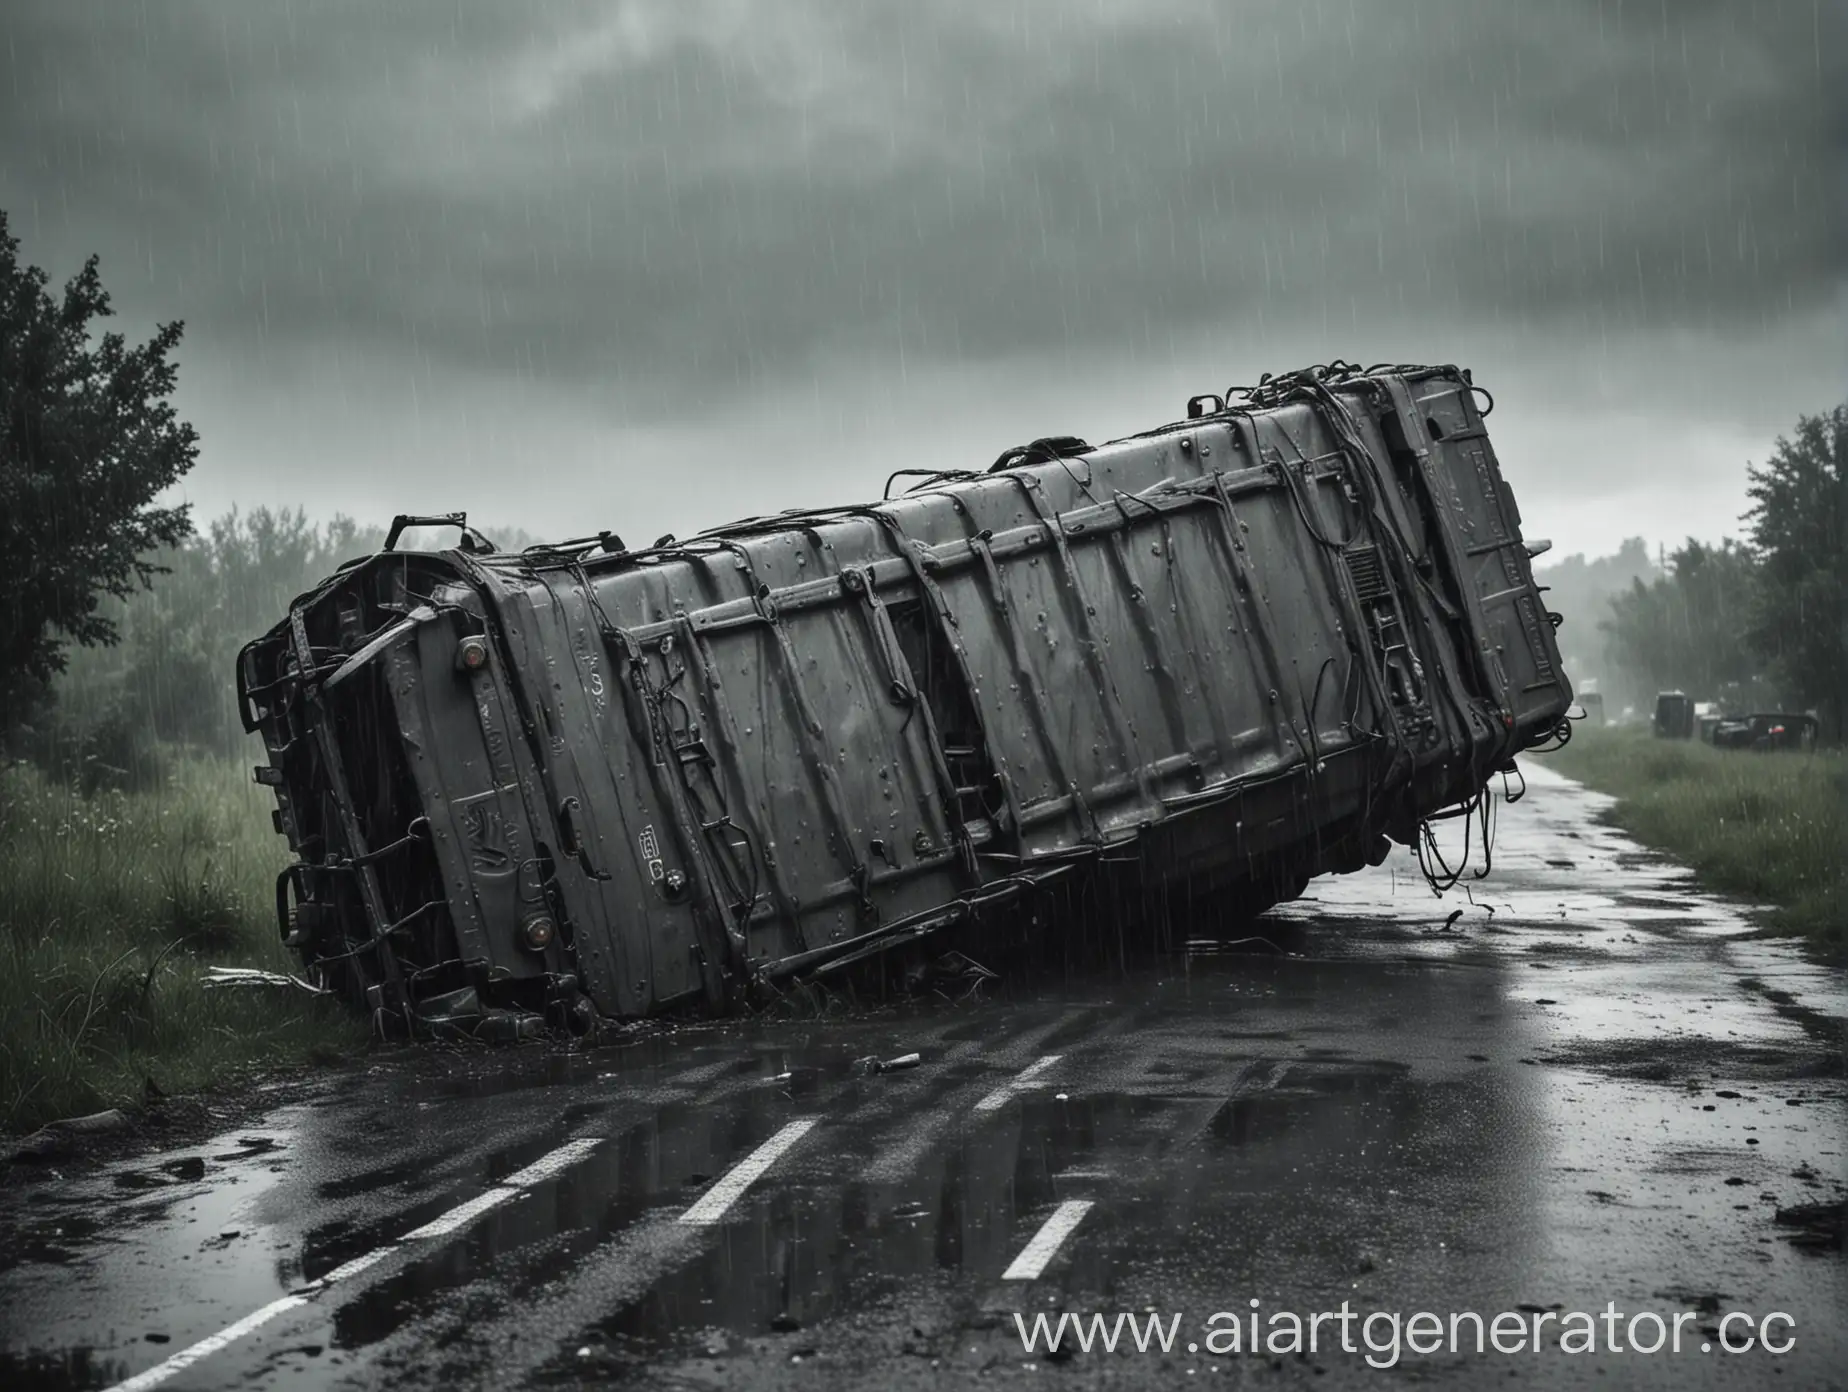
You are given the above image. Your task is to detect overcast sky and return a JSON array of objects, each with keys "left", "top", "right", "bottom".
[{"left": 3, "top": 0, "right": 1840, "bottom": 561}]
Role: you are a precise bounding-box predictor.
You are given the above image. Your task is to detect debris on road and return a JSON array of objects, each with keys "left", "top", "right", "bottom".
[
  {"left": 856, "top": 1053, "right": 922, "bottom": 1076},
  {"left": 202, "top": 966, "right": 329, "bottom": 996},
  {"left": 8, "top": 1108, "right": 131, "bottom": 1163},
  {"left": 1184, "top": 935, "right": 1290, "bottom": 957}
]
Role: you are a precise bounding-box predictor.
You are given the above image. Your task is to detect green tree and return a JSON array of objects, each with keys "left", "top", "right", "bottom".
[
  {"left": 26, "top": 509, "right": 385, "bottom": 783},
  {"left": 1600, "top": 538, "right": 1763, "bottom": 704},
  {"left": 118, "top": 508, "right": 384, "bottom": 752},
  {"left": 1534, "top": 536, "right": 1658, "bottom": 713},
  {"left": 0, "top": 209, "right": 199, "bottom": 730},
  {"left": 24, "top": 508, "right": 536, "bottom": 786},
  {"left": 1745, "top": 403, "right": 1846, "bottom": 739}
]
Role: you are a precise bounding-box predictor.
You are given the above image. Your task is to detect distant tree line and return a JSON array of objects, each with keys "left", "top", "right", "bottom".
[
  {"left": 9, "top": 510, "right": 384, "bottom": 788},
  {"left": 1531, "top": 538, "right": 1659, "bottom": 715},
  {"left": 1594, "top": 404, "right": 1845, "bottom": 738}
]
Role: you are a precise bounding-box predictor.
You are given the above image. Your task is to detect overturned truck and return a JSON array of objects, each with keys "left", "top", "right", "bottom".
[{"left": 239, "top": 363, "right": 1571, "bottom": 1037}]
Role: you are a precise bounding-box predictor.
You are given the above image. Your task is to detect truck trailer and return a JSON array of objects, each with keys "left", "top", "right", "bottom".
[{"left": 238, "top": 362, "right": 1572, "bottom": 1038}]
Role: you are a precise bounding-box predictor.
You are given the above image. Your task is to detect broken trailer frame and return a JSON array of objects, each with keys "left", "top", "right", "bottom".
[{"left": 238, "top": 362, "right": 1572, "bottom": 1038}]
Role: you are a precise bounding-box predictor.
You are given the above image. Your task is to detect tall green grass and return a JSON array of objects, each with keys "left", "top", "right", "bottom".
[
  {"left": 1542, "top": 728, "right": 1845, "bottom": 962},
  {"left": 0, "top": 756, "right": 367, "bottom": 1134}
]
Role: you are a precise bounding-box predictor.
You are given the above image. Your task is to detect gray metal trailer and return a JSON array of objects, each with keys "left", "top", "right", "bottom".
[{"left": 238, "top": 362, "right": 1572, "bottom": 1037}]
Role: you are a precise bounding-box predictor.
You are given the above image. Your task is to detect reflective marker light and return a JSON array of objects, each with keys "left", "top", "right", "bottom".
[
  {"left": 457, "top": 636, "right": 490, "bottom": 671},
  {"left": 521, "top": 916, "right": 555, "bottom": 951}
]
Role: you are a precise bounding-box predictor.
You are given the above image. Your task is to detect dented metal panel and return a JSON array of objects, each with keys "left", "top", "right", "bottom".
[{"left": 237, "top": 363, "right": 1573, "bottom": 1037}]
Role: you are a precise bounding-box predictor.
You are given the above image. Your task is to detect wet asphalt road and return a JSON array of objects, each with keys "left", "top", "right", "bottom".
[{"left": 2, "top": 763, "right": 1844, "bottom": 1391}]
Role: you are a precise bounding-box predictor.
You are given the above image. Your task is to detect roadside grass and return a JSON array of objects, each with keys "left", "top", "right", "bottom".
[
  {"left": 0, "top": 756, "right": 368, "bottom": 1135},
  {"left": 1539, "top": 727, "right": 1845, "bottom": 963}
]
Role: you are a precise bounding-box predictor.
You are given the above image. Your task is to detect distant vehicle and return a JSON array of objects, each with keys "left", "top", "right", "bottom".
[
  {"left": 1578, "top": 692, "right": 1605, "bottom": 725},
  {"left": 1711, "top": 713, "right": 1819, "bottom": 752},
  {"left": 1689, "top": 699, "right": 1728, "bottom": 742},
  {"left": 1653, "top": 691, "right": 1695, "bottom": 739}
]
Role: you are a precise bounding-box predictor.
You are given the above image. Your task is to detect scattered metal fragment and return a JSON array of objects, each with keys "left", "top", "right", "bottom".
[
  {"left": 8, "top": 1108, "right": 132, "bottom": 1163},
  {"left": 856, "top": 1053, "right": 922, "bottom": 1076},
  {"left": 202, "top": 966, "right": 329, "bottom": 996}
]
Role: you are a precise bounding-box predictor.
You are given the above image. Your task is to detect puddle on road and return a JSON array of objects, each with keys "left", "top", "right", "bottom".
[
  {"left": 0, "top": 1120, "right": 303, "bottom": 1391},
  {"left": 545, "top": 1052, "right": 1452, "bottom": 1380},
  {"left": 3, "top": 958, "right": 1503, "bottom": 1391},
  {"left": 4, "top": 760, "right": 1841, "bottom": 1389}
]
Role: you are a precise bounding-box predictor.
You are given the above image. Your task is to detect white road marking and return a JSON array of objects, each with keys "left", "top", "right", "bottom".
[
  {"left": 403, "top": 1135, "right": 607, "bottom": 1238},
  {"left": 974, "top": 1054, "right": 1063, "bottom": 1112},
  {"left": 301, "top": 1248, "right": 392, "bottom": 1290},
  {"left": 1001, "top": 1200, "right": 1095, "bottom": 1281},
  {"left": 677, "top": 1118, "right": 820, "bottom": 1225},
  {"left": 398, "top": 1186, "right": 518, "bottom": 1240},
  {"left": 103, "top": 1134, "right": 608, "bottom": 1392},
  {"left": 111, "top": 1296, "right": 309, "bottom": 1392},
  {"left": 498, "top": 1136, "right": 604, "bottom": 1189}
]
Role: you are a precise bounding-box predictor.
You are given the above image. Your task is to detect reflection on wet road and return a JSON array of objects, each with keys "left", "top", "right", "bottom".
[{"left": 1, "top": 763, "right": 1843, "bottom": 1389}]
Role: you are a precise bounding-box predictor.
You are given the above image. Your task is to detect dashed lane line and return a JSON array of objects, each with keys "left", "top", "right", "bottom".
[
  {"left": 112, "top": 1061, "right": 1098, "bottom": 1390},
  {"left": 677, "top": 1118, "right": 821, "bottom": 1225},
  {"left": 496, "top": 1136, "right": 604, "bottom": 1189},
  {"left": 299, "top": 1248, "right": 391, "bottom": 1290},
  {"left": 398, "top": 1186, "right": 519, "bottom": 1240},
  {"left": 973, "top": 1054, "right": 1063, "bottom": 1112},
  {"left": 111, "top": 1297, "right": 310, "bottom": 1392},
  {"left": 103, "top": 1134, "right": 609, "bottom": 1392},
  {"left": 1002, "top": 1200, "right": 1095, "bottom": 1281}
]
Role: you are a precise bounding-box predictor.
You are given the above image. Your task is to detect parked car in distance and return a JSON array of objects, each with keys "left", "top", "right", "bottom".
[
  {"left": 1653, "top": 691, "right": 1695, "bottom": 739},
  {"left": 1578, "top": 692, "right": 1605, "bottom": 725},
  {"left": 1711, "top": 712, "right": 1820, "bottom": 752}
]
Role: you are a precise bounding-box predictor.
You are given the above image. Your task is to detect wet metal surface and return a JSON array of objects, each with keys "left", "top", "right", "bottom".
[
  {"left": 1, "top": 764, "right": 1842, "bottom": 1389},
  {"left": 241, "top": 364, "right": 1573, "bottom": 1035}
]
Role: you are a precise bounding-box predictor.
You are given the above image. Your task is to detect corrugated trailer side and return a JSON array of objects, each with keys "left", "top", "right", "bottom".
[{"left": 239, "top": 363, "right": 1570, "bottom": 1036}]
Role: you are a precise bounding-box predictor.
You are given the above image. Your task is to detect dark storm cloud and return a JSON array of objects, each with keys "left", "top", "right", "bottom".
[
  {"left": 0, "top": 0, "right": 1840, "bottom": 561},
  {"left": 2, "top": 0, "right": 1837, "bottom": 403}
]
